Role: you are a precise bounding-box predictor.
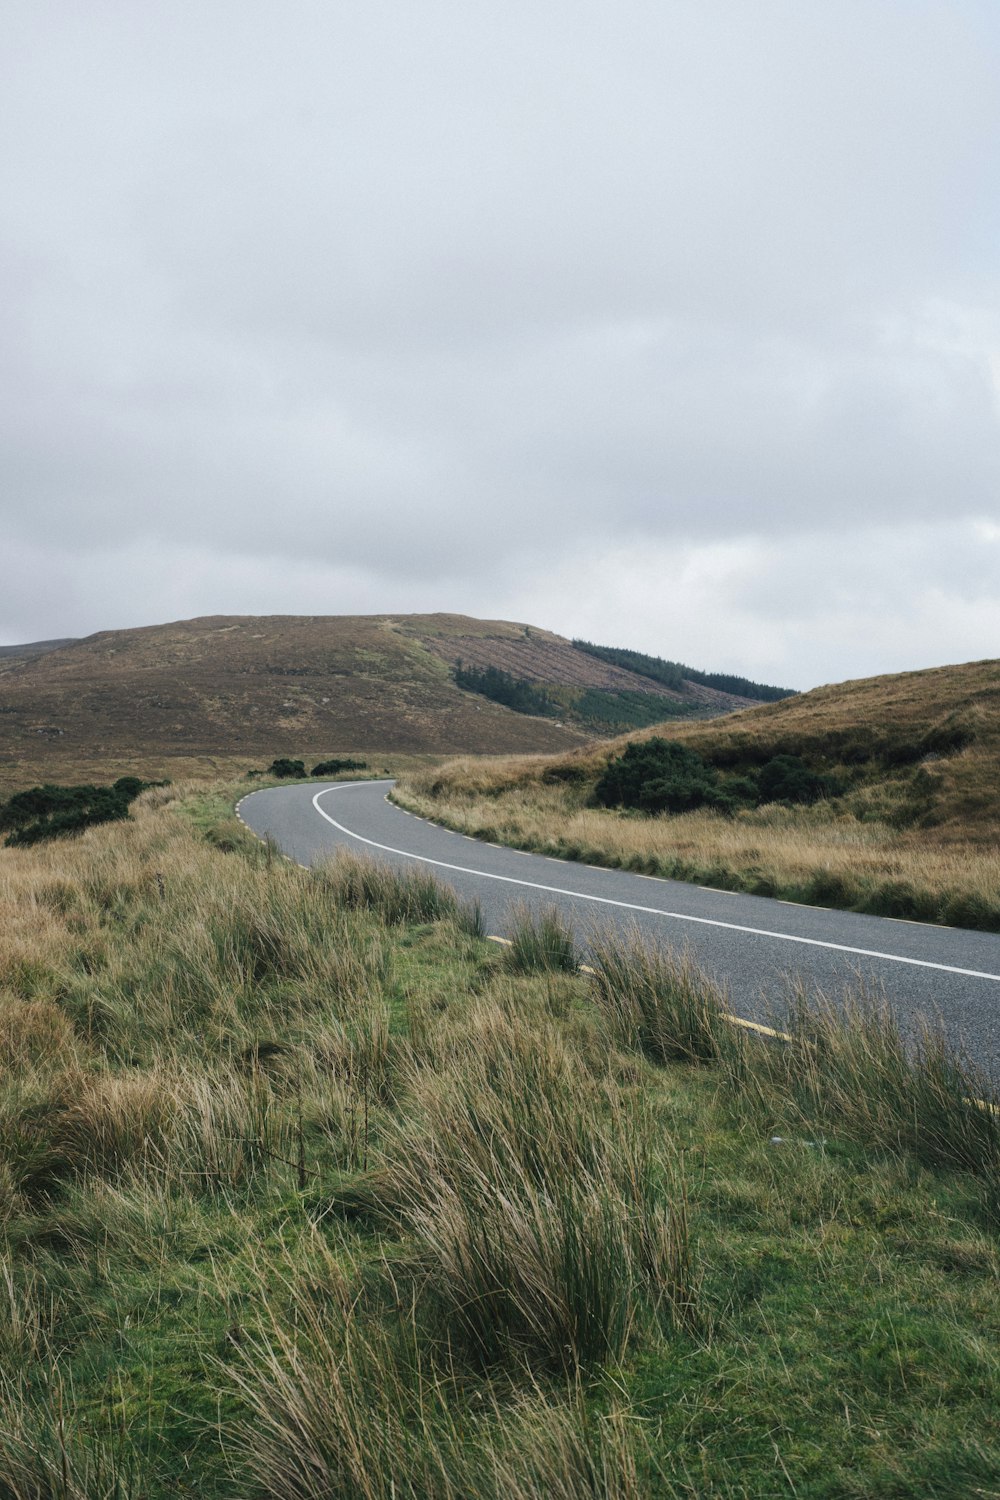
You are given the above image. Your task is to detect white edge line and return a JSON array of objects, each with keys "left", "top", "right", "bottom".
[{"left": 306, "top": 785, "right": 1000, "bottom": 986}]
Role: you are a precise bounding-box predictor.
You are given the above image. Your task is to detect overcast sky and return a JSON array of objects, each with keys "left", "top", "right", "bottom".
[{"left": 3, "top": 2, "right": 999, "bottom": 688}]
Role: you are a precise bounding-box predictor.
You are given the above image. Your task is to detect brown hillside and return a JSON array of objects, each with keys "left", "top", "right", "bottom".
[
  {"left": 399, "top": 616, "right": 752, "bottom": 711},
  {"left": 0, "top": 638, "right": 78, "bottom": 664},
  {"left": 0, "top": 614, "right": 596, "bottom": 790},
  {"left": 488, "top": 655, "right": 1000, "bottom": 845}
]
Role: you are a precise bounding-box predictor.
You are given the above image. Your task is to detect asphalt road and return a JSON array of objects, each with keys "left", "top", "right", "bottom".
[{"left": 238, "top": 779, "right": 1000, "bottom": 1074}]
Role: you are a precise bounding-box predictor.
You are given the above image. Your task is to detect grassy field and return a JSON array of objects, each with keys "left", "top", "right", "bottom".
[
  {"left": 0, "top": 784, "right": 999, "bottom": 1494},
  {"left": 394, "top": 657, "right": 1000, "bottom": 931}
]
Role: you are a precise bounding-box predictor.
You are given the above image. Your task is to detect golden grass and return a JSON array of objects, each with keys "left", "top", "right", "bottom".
[{"left": 394, "top": 777, "right": 1000, "bottom": 924}]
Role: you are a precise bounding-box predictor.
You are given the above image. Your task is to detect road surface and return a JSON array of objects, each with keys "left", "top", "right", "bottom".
[{"left": 238, "top": 779, "right": 1000, "bottom": 1073}]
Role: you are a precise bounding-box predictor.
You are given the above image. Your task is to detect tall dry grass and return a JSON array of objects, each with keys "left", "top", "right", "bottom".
[
  {"left": 394, "top": 772, "right": 1000, "bottom": 929},
  {"left": 588, "top": 926, "right": 727, "bottom": 1065},
  {"left": 365, "top": 998, "right": 696, "bottom": 1370}
]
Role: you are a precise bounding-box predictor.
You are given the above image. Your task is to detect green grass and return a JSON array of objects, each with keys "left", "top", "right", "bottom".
[{"left": 0, "top": 783, "right": 999, "bottom": 1495}]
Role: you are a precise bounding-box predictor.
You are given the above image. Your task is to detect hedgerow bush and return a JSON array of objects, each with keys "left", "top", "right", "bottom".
[
  {"left": 594, "top": 740, "right": 838, "bottom": 816},
  {"left": 594, "top": 739, "right": 734, "bottom": 814},
  {"left": 756, "top": 754, "right": 836, "bottom": 805}
]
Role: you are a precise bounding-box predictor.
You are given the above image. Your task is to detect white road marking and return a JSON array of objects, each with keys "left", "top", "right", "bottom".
[{"left": 309, "top": 785, "right": 1000, "bottom": 984}]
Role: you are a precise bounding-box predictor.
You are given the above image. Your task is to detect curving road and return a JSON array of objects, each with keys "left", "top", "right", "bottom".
[{"left": 238, "top": 779, "right": 1000, "bottom": 1074}]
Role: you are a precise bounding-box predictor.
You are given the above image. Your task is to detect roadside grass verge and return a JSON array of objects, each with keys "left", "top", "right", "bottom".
[
  {"left": 0, "top": 782, "right": 998, "bottom": 1494},
  {"left": 391, "top": 768, "right": 1000, "bottom": 932}
]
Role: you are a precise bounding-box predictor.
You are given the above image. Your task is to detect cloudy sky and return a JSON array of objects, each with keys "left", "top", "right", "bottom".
[{"left": 3, "top": 1, "right": 999, "bottom": 688}]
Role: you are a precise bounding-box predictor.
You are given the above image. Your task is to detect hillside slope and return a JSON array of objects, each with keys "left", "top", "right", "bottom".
[
  {"left": 0, "top": 613, "right": 782, "bottom": 790},
  {"left": 487, "top": 656, "right": 999, "bottom": 843},
  {"left": 0, "top": 638, "right": 78, "bottom": 664},
  {"left": 397, "top": 657, "right": 1000, "bottom": 929},
  {"left": 0, "top": 615, "right": 583, "bottom": 787}
]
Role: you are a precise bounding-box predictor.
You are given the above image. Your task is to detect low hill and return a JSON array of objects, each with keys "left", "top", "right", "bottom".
[
  {"left": 0, "top": 613, "right": 774, "bottom": 792},
  {"left": 470, "top": 655, "right": 998, "bottom": 838},
  {"left": 396, "top": 657, "right": 1000, "bottom": 929},
  {"left": 0, "top": 638, "right": 78, "bottom": 663}
]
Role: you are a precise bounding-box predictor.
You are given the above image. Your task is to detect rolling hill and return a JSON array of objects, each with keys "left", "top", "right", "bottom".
[{"left": 0, "top": 613, "right": 776, "bottom": 791}]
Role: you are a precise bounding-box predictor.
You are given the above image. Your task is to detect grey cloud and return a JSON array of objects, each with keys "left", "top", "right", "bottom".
[{"left": 2, "top": 1, "right": 1000, "bottom": 683}]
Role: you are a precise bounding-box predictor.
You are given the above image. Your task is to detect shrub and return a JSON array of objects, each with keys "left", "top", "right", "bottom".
[
  {"left": 1, "top": 778, "right": 157, "bottom": 847},
  {"left": 268, "top": 758, "right": 306, "bottom": 779},
  {"left": 311, "top": 758, "right": 367, "bottom": 777},
  {"left": 757, "top": 754, "right": 834, "bottom": 805},
  {"left": 594, "top": 738, "right": 723, "bottom": 814}
]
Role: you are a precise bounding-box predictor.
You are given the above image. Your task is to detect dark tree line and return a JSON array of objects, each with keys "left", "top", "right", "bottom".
[
  {"left": 453, "top": 662, "right": 556, "bottom": 718},
  {"left": 573, "top": 640, "right": 796, "bottom": 703}
]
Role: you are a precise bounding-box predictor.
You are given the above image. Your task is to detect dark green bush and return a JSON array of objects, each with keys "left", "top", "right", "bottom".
[
  {"left": 721, "top": 773, "right": 760, "bottom": 804},
  {"left": 1, "top": 778, "right": 158, "bottom": 847},
  {"left": 757, "top": 754, "right": 835, "bottom": 805},
  {"left": 311, "top": 758, "right": 367, "bottom": 777},
  {"left": 268, "top": 759, "right": 306, "bottom": 779},
  {"left": 593, "top": 743, "right": 839, "bottom": 817},
  {"left": 594, "top": 739, "right": 723, "bottom": 814}
]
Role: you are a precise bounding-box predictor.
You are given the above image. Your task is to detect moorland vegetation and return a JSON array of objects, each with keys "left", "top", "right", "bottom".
[
  {"left": 0, "top": 614, "right": 781, "bottom": 793},
  {"left": 395, "top": 657, "right": 1000, "bottom": 931},
  {"left": 267, "top": 757, "right": 368, "bottom": 780},
  {"left": 0, "top": 782, "right": 999, "bottom": 1494}
]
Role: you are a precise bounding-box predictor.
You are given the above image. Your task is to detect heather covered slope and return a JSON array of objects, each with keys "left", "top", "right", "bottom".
[
  {"left": 396, "top": 657, "right": 1000, "bottom": 928},
  {"left": 0, "top": 613, "right": 772, "bottom": 792},
  {"left": 0, "top": 615, "right": 587, "bottom": 789}
]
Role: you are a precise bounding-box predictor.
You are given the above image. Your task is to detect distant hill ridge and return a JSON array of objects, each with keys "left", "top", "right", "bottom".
[
  {"left": 0, "top": 613, "right": 783, "bottom": 790},
  {"left": 0, "top": 638, "right": 78, "bottom": 662}
]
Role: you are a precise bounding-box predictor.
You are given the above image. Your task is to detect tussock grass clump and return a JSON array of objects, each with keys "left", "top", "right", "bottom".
[
  {"left": 454, "top": 896, "right": 486, "bottom": 938},
  {"left": 366, "top": 1002, "right": 695, "bottom": 1370},
  {"left": 0, "top": 993, "right": 77, "bottom": 1070},
  {"left": 228, "top": 1269, "right": 651, "bottom": 1500},
  {"left": 725, "top": 989, "right": 1000, "bottom": 1185},
  {"left": 588, "top": 927, "right": 727, "bottom": 1065},
  {"left": 505, "top": 904, "right": 577, "bottom": 974},
  {"left": 317, "top": 852, "right": 458, "bottom": 926}
]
